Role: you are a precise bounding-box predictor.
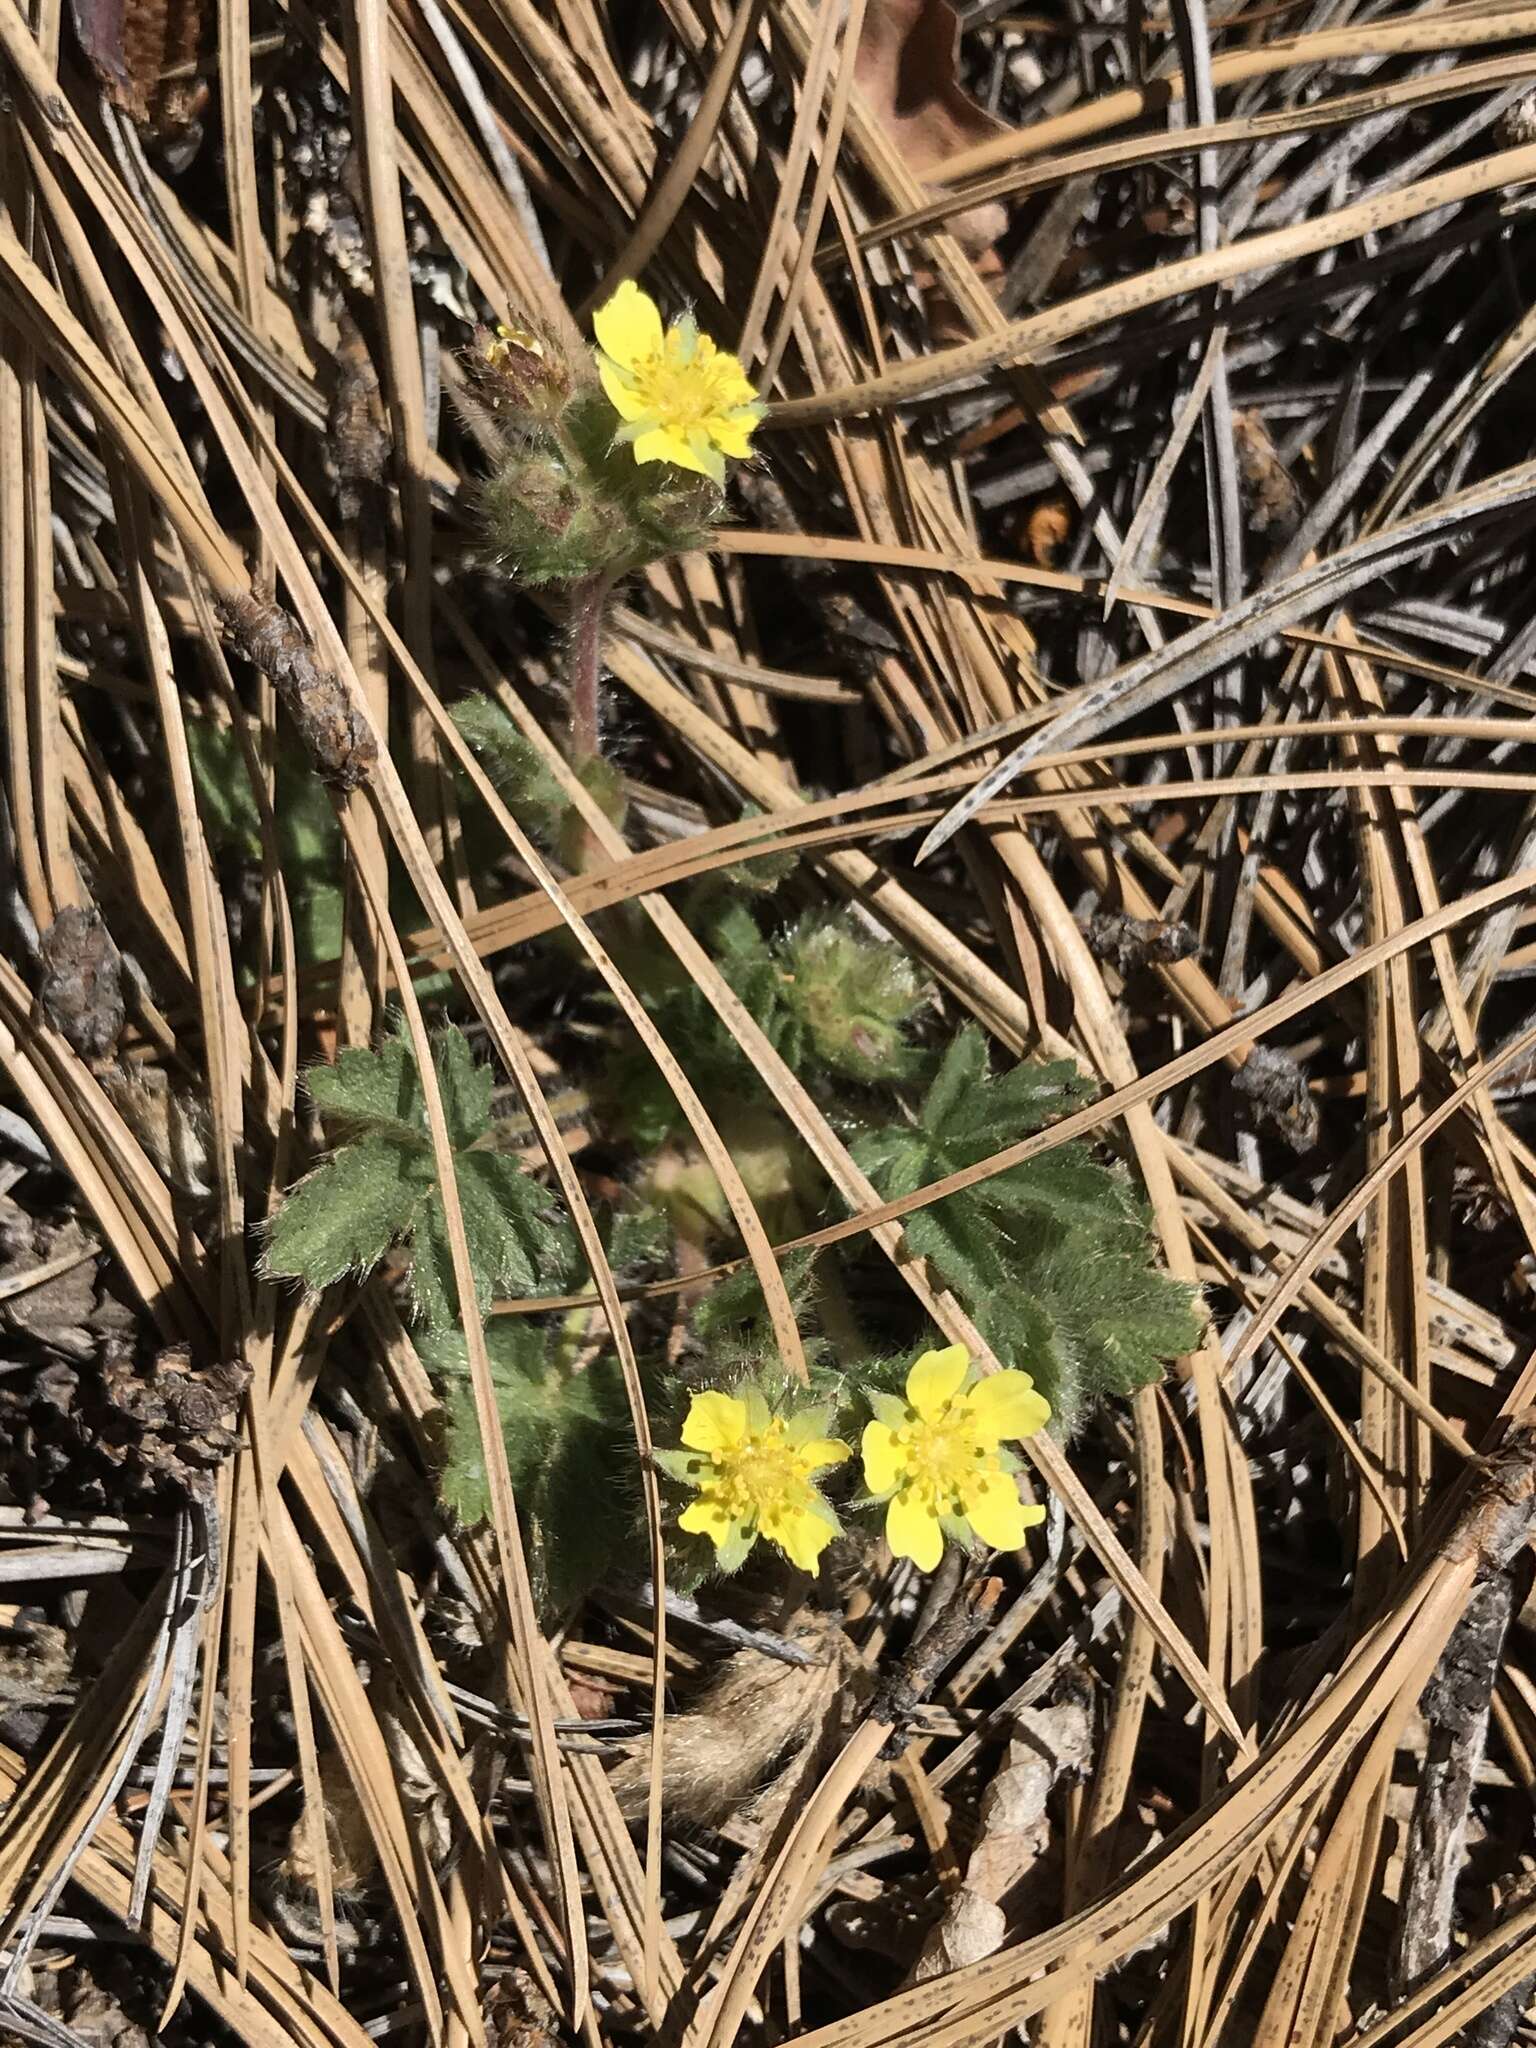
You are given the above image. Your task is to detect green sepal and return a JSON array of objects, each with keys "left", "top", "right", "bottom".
[
  {"left": 712, "top": 1524, "right": 757, "bottom": 1575},
  {"left": 651, "top": 1447, "right": 704, "bottom": 1483},
  {"left": 783, "top": 1402, "right": 838, "bottom": 1444},
  {"left": 865, "top": 1390, "right": 911, "bottom": 1431}
]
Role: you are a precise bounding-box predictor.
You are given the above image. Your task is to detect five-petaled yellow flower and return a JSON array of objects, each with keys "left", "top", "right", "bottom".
[
  {"left": 673, "top": 1388, "right": 850, "bottom": 1574},
  {"left": 861, "top": 1345, "right": 1049, "bottom": 1573},
  {"left": 592, "top": 280, "right": 762, "bottom": 486}
]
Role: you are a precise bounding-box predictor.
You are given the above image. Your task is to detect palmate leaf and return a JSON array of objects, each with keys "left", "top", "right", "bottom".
[
  {"left": 266, "top": 1023, "right": 570, "bottom": 1328},
  {"left": 306, "top": 1034, "right": 424, "bottom": 1136},
  {"left": 902, "top": 1205, "right": 1008, "bottom": 1315},
  {"left": 434, "top": 1022, "right": 496, "bottom": 1149},
  {"left": 976, "top": 1232, "right": 1205, "bottom": 1425},
  {"left": 853, "top": 1024, "right": 1202, "bottom": 1428},
  {"left": 265, "top": 1135, "right": 433, "bottom": 1291}
]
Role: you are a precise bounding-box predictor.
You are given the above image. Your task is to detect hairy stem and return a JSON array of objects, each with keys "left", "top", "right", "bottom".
[{"left": 567, "top": 570, "right": 615, "bottom": 763}]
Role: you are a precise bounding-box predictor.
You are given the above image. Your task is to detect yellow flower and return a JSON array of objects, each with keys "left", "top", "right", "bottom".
[
  {"left": 592, "top": 280, "right": 762, "bottom": 486},
  {"left": 671, "top": 1388, "right": 850, "bottom": 1575},
  {"left": 861, "top": 1345, "right": 1049, "bottom": 1572}
]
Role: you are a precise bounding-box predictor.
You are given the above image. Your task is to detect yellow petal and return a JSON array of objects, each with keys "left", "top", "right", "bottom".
[
  {"left": 761, "top": 1502, "right": 835, "bottom": 1574},
  {"left": 679, "top": 1495, "right": 748, "bottom": 1552},
  {"left": 906, "top": 1344, "right": 971, "bottom": 1420},
  {"left": 592, "top": 279, "right": 663, "bottom": 368},
  {"left": 717, "top": 363, "right": 759, "bottom": 408},
  {"left": 596, "top": 354, "right": 651, "bottom": 423},
  {"left": 886, "top": 1488, "right": 945, "bottom": 1571},
  {"left": 630, "top": 425, "right": 708, "bottom": 474},
  {"left": 696, "top": 333, "right": 756, "bottom": 403},
  {"left": 681, "top": 1390, "right": 747, "bottom": 1456},
  {"left": 861, "top": 1420, "right": 903, "bottom": 1494},
  {"left": 710, "top": 412, "right": 757, "bottom": 459},
  {"left": 685, "top": 427, "right": 726, "bottom": 485},
  {"left": 960, "top": 1470, "right": 1033, "bottom": 1552},
  {"left": 796, "top": 1437, "right": 851, "bottom": 1475},
  {"left": 964, "top": 1370, "right": 1051, "bottom": 1445}
]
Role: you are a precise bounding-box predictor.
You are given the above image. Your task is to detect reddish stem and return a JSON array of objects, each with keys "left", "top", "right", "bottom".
[{"left": 567, "top": 570, "right": 615, "bottom": 764}]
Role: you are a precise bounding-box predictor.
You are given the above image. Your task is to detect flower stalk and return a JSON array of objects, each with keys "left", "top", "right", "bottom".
[{"left": 566, "top": 569, "right": 616, "bottom": 764}]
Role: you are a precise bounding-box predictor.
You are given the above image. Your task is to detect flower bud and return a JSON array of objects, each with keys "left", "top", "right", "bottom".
[
  {"left": 464, "top": 322, "right": 570, "bottom": 425},
  {"left": 477, "top": 450, "right": 630, "bottom": 587},
  {"left": 782, "top": 917, "right": 925, "bottom": 1081}
]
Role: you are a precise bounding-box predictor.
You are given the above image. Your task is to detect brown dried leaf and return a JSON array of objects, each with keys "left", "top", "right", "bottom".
[
  {"left": 68, "top": 0, "right": 205, "bottom": 141},
  {"left": 1234, "top": 409, "right": 1304, "bottom": 536},
  {"left": 854, "top": 0, "right": 1013, "bottom": 255},
  {"left": 906, "top": 1691, "right": 1093, "bottom": 1985},
  {"left": 1024, "top": 497, "right": 1073, "bottom": 568}
]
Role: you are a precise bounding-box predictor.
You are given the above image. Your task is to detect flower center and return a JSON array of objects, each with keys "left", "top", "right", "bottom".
[
  {"left": 898, "top": 1405, "right": 997, "bottom": 1512},
  {"left": 711, "top": 1419, "right": 807, "bottom": 1522},
  {"left": 632, "top": 337, "right": 737, "bottom": 434}
]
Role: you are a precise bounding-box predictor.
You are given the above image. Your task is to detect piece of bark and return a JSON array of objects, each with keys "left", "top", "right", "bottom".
[
  {"left": 218, "top": 593, "right": 377, "bottom": 790},
  {"left": 38, "top": 907, "right": 124, "bottom": 1061},
  {"left": 907, "top": 1686, "right": 1093, "bottom": 1985},
  {"left": 1083, "top": 909, "right": 1200, "bottom": 978},
  {"left": 1393, "top": 1418, "right": 1536, "bottom": 1996},
  {"left": 1393, "top": 1574, "right": 1517, "bottom": 1993}
]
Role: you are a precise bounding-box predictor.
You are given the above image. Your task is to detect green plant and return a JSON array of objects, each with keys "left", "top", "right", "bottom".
[
  {"left": 186, "top": 719, "right": 345, "bottom": 964},
  {"left": 264, "top": 1024, "right": 572, "bottom": 1328},
  {"left": 450, "top": 694, "right": 564, "bottom": 841},
  {"left": 852, "top": 1025, "right": 1203, "bottom": 1429},
  {"left": 689, "top": 1249, "right": 831, "bottom": 1381},
  {"left": 464, "top": 288, "right": 761, "bottom": 763},
  {"left": 427, "top": 1318, "right": 634, "bottom": 1614},
  {"left": 608, "top": 902, "right": 926, "bottom": 1152}
]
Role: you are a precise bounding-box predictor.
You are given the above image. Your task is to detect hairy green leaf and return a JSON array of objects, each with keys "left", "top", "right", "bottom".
[
  {"left": 853, "top": 1024, "right": 1201, "bottom": 1428},
  {"left": 267, "top": 1024, "right": 570, "bottom": 1328},
  {"left": 306, "top": 1034, "right": 423, "bottom": 1135},
  {"left": 430, "top": 1321, "right": 635, "bottom": 1614},
  {"left": 451, "top": 694, "right": 564, "bottom": 838},
  {"left": 265, "top": 1135, "right": 431, "bottom": 1292}
]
